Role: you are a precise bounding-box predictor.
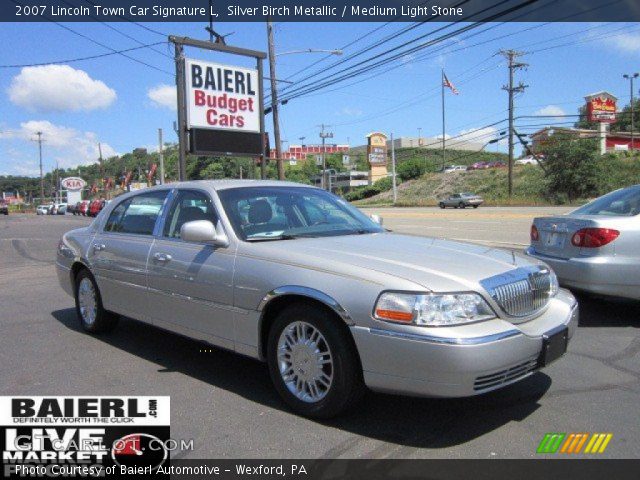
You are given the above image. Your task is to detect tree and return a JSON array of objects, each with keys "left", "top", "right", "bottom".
[{"left": 540, "top": 133, "right": 600, "bottom": 203}]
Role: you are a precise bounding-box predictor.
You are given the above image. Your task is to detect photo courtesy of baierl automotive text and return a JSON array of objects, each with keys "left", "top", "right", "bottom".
[{"left": 1, "top": 0, "right": 639, "bottom": 478}]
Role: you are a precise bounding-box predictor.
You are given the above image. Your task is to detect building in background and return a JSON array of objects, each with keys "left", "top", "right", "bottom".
[
  {"left": 531, "top": 127, "right": 639, "bottom": 153},
  {"left": 310, "top": 170, "right": 369, "bottom": 192},
  {"left": 269, "top": 144, "right": 350, "bottom": 165},
  {"left": 352, "top": 136, "right": 486, "bottom": 152}
]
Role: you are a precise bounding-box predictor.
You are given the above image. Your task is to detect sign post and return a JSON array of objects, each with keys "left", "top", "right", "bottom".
[
  {"left": 169, "top": 36, "right": 267, "bottom": 180},
  {"left": 366, "top": 132, "right": 388, "bottom": 184}
]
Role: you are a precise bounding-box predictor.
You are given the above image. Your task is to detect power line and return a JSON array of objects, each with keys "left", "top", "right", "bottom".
[
  {"left": 0, "top": 42, "right": 168, "bottom": 68},
  {"left": 9, "top": 0, "right": 172, "bottom": 76}
]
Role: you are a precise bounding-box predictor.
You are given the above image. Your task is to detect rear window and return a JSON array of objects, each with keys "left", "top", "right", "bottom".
[
  {"left": 572, "top": 186, "right": 640, "bottom": 217},
  {"left": 105, "top": 190, "right": 169, "bottom": 235}
]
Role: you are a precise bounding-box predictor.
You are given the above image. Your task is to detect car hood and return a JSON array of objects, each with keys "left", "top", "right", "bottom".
[{"left": 246, "top": 232, "right": 541, "bottom": 292}]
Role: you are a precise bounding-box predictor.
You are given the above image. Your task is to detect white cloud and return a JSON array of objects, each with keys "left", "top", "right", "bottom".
[
  {"left": 452, "top": 126, "right": 506, "bottom": 146},
  {"left": 7, "top": 65, "right": 116, "bottom": 113},
  {"left": 601, "top": 32, "right": 640, "bottom": 53},
  {"left": 0, "top": 120, "right": 118, "bottom": 171},
  {"left": 534, "top": 105, "right": 566, "bottom": 117},
  {"left": 147, "top": 84, "right": 177, "bottom": 110},
  {"left": 337, "top": 107, "right": 362, "bottom": 117}
]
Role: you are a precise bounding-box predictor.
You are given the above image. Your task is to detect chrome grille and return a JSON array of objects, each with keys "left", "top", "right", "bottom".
[
  {"left": 473, "top": 356, "right": 539, "bottom": 391},
  {"left": 480, "top": 266, "right": 552, "bottom": 317}
]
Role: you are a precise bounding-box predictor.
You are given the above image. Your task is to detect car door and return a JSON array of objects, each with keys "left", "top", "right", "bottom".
[
  {"left": 146, "top": 188, "right": 235, "bottom": 349},
  {"left": 89, "top": 189, "right": 170, "bottom": 322}
]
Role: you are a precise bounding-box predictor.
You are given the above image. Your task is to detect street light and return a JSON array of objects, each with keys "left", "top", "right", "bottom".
[
  {"left": 623, "top": 73, "right": 639, "bottom": 152},
  {"left": 267, "top": 19, "right": 343, "bottom": 180}
]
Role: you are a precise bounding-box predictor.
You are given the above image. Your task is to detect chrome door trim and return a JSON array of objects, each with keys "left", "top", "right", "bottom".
[{"left": 146, "top": 285, "right": 252, "bottom": 315}]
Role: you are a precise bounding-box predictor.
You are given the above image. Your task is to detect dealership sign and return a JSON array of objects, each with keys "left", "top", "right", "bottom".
[
  {"left": 585, "top": 91, "right": 617, "bottom": 123},
  {"left": 184, "top": 57, "right": 263, "bottom": 156},
  {"left": 61, "top": 177, "right": 86, "bottom": 191}
]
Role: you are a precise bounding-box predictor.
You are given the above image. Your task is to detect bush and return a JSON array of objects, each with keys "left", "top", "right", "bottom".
[
  {"left": 397, "top": 158, "right": 427, "bottom": 182},
  {"left": 343, "top": 176, "right": 393, "bottom": 201}
]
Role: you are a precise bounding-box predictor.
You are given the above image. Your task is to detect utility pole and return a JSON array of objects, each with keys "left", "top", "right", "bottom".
[
  {"left": 299, "top": 136, "right": 305, "bottom": 146},
  {"left": 34, "top": 131, "right": 44, "bottom": 203},
  {"left": 267, "top": 19, "right": 284, "bottom": 180},
  {"left": 174, "top": 42, "right": 187, "bottom": 181},
  {"left": 98, "top": 142, "right": 104, "bottom": 198},
  {"left": 623, "top": 73, "right": 639, "bottom": 152},
  {"left": 500, "top": 50, "right": 528, "bottom": 198},
  {"left": 391, "top": 132, "right": 397, "bottom": 205},
  {"left": 318, "top": 124, "right": 333, "bottom": 190},
  {"left": 158, "top": 128, "right": 165, "bottom": 184}
]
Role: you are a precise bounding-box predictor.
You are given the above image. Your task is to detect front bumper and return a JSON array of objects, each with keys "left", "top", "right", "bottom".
[
  {"left": 351, "top": 290, "right": 577, "bottom": 398},
  {"left": 526, "top": 246, "right": 640, "bottom": 300}
]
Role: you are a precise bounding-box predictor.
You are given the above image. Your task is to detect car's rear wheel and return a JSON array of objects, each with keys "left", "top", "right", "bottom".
[
  {"left": 473, "top": 205, "right": 479, "bottom": 209},
  {"left": 74, "top": 269, "right": 119, "bottom": 333},
  {"left": 267, "top": 303, "right": 364, "bottom": 418},
  {"left": 439, "top": 202, "right": 445, "bottom": 209}
]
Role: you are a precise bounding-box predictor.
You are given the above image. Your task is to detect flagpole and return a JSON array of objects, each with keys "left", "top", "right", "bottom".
[{"left": 441, "top": 69, "right": 446, "bottom": 170}]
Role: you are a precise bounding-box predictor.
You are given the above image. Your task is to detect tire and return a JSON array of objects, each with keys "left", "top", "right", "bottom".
[
  {"left": 74, "top": 269, "right": 119, "bottom": 333},
  {"left": 439, "top": 203, "right": 445, "bottom": 209},
  {"left": 458, "top": 202, "right": 466, "bottom": 209},
  {"left": 267, "top": 303, "right": 364, "bottom": 418},
  {"left": 473, "top": 205, "right": 479, "bottom": 209}
]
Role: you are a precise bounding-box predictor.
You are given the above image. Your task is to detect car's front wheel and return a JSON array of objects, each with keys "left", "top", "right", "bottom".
[
  {"left": 267, "top": 303, "right": 364, "bottom": 418},
  {"left": 459, "top": 202, "right": 466, "bottom": 209},
  {"left": 74, "top": 269, "right": 119, "bottom": 333},
  {"left": 439, "top": 202, "right": 445, "bottom": 209}
]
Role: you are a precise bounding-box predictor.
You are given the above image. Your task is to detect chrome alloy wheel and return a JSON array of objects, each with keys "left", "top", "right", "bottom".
[
  {"left": 277, "top": 321, "right": 334, "bottom": 403},
  {"left": 78, "top": 277, "right": 97, "bottom": 326}
]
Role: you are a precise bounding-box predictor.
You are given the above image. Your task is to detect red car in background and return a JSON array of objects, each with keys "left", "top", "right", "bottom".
[
  {"left": 467, "top": 162, "right": 489, "bottom": 171},
  {"left": 88, "top": 199, "right": 106, "bottom": 217},
  {"left": 78, "top": 201, "right": 89, "bottom": 216}
]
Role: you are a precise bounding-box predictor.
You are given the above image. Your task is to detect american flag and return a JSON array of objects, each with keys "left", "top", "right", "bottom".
[{"left": 442, "top": 72, "right": 459, "bottom": 95}]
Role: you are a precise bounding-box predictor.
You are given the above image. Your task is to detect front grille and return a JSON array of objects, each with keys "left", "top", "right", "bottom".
[
  {"left": 473, "top": 356, "right": 539, "bottom": 391},
  {"left": 480, "top": 266, "right": 552, "bottom": 317}
]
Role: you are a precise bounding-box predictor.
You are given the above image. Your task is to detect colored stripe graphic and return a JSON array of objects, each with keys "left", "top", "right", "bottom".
[
  {"left": 537, "top": 433, "right": 566, "bottom": 453},
  {"left": 538, "top": 433, "right": 613, "bottom": 454}
]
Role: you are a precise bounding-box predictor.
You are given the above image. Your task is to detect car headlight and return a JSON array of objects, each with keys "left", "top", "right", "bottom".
[{"left": 374, "top": 292, "right": 496, "bottom": 326}]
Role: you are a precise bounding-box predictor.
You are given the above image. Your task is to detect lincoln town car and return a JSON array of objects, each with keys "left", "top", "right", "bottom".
[{"left": 57, "top": 180, "right": 578, "bottom": 418}]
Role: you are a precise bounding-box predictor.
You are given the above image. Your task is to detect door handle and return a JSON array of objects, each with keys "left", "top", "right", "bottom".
[
  {"left": 93, "top": 243, "right": 105, "bottom": 252},
  {"left": 153, "top": 252, "right": 172, "bottom": 262}
]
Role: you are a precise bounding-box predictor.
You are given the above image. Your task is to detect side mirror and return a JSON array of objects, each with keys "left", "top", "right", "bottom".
[
  {"left": 370, "top": 214, "right": 383, "bottom": 225},
  {"left": 180, "top": 220, "right": 228, "bottom": 247}
]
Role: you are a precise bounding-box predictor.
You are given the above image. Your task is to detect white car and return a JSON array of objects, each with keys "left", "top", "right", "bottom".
[
  {"left": 515, "top": 156, "right": 538, "bottom": 166},
  {"left": 444, "top": 165, "right": 467, "bottom": 173},
  {"left": 36, "top": 205, "right": 51, "bottom": 215}
]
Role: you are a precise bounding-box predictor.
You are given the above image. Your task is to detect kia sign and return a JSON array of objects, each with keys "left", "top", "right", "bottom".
[
  {"left": 61, "top": 177, "right": 86, "bottom": 192},
  {"left": 186, "top": 58, "right": 260, "bottom": 132},
  {"left": 585, "top": 91, "right": 617, "bottom": 123}
]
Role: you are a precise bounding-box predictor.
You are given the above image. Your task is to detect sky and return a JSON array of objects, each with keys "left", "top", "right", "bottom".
[{"left": 1, "top": 20, "right": 640, "bottom": 176}]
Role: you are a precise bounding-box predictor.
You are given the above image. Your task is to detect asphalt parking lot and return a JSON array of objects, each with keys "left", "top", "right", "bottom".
[{"left": 1, "top": 210, "right": 638, "bottom": 459}]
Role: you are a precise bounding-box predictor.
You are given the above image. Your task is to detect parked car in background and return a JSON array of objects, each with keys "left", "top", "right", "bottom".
[
  {"left": 516, "top": 156, "right": 538, "bottom": 166},
  {"left": 527, "top": 184, "right": 640, "bottom": 300},
  {"left": 439, "top": 193, "right": 484, "bottom": 209},
  {"left": 56, "top": 203, "right": 68, "bottom": 215},
  {"left": 78, "top": 201, "right": 89, "bottom": 216},
  {"left": 36, "top": 205, "right": 50, "bottom": 215},
  {"left": 488, "top": 161, "right": 507, "bottom": 168},
  {"left": 0, "top": 201, "right": 8, "bottom": 215},
  {"left": 444, "top": 165, "right": 467, "bottom": 173},
  {"left": 88, "top": 199, "right": 106, "bottom": 217},
  {"left": 467, "top": 162, "right": 489, "bottom": 170},
  {"left": 56, "top": 180, "right": 577, "bottom": 418}
]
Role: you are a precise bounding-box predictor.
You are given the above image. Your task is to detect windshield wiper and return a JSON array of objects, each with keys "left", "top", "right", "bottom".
[{"left": 246, "top": 234, "right": 299, "bottom": 242}]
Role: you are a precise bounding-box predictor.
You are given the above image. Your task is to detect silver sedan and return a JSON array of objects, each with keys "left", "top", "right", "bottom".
[
  {"left": 57, "top": 180, "right": 577, "bottom": 418},
  {"left": 527, "top": 184, "right": 640, "bottom": 300}
]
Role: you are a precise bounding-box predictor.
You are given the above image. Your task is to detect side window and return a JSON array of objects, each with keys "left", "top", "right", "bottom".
[
  {"left": 163, "top": 190, "right": 218, "bottom": 239},
  {"left": 104, "top": 191, "right": 168, "bottom": 235}
]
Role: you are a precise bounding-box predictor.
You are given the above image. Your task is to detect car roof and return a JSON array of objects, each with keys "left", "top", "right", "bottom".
[{"left": 141, "top": 179, "right": 319, "bottom": 192}]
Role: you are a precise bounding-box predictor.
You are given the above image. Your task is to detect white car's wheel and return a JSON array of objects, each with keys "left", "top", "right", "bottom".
[{"left": 267, "top": 303, "right": 364, "bottom": 418}]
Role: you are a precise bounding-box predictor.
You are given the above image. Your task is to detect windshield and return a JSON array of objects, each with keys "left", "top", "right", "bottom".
[
  {"left": 572, "top": 185, "right": 640, "bottom": 217},
  {"left": 217, "top": 186, "right": 385, "bottom": 241}
]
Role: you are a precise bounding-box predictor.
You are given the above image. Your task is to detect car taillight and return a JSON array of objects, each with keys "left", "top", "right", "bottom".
[
  {"left": 571, "top": 228, "right": 619, "bottom": 248},
  {"left": 530, "top": 224, "right": 539, "bottom": 242}
]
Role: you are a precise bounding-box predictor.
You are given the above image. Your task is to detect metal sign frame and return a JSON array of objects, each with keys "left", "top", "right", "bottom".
[{"left": 169, "top": 36, "right": 267, "bottom": 181}]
